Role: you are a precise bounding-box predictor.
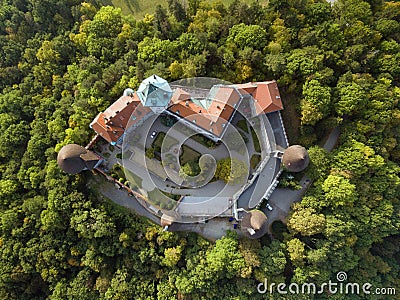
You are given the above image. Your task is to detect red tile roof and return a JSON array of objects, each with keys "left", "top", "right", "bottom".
[
  {"left": 168, "top": 86, "right": 241, "bottom": 137},
  {"left": 91, "top": 80, "right": 283, "bottom": 143},
  {"left": 90, "top": 94, "right": 151, "bottom": 143},
  {"left": 171, "top": 88, "right": 191, "bottom": 103},
  {"left": 236, "top": 81, "right": 283, "bottom": 114}
]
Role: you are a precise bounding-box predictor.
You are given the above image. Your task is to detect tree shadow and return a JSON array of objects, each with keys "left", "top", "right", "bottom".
[
  {"left": 99, "top": 0, "right": 113, "bottom": 6},
  {"left": 125, "top": 0, "right": 140, "bottom": 12}
]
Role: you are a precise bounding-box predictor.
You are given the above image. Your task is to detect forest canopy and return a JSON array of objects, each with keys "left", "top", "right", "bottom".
[{"left": 0, "top": 0, "right": 399, "bottom": 299}]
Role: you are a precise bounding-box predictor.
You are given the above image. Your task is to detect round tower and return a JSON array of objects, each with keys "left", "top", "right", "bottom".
[{"left": 282, "top": 145, "right": 310, "bottom": 172}]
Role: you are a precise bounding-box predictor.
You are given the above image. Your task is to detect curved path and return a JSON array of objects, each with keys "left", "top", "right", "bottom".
[{"left": 262, "top": 126, "right": 341, "bottom": 233}]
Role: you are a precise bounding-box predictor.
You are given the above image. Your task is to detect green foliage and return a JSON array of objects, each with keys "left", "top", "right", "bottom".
[
  {"left": 206, "top": 231, "right": 246, "bottom": 278},
  {"left": 215, "top": 158, "right": 248, "bottom": 185},
  {"left": 179, "top": 160, "right": 201, "bottom": 178},
  {"left": 258, "top": 240, "right": 287, "bottom": 281},
  {"left": 300, "top": 79, "right": 331, "bottom": 125},
  {"left": 322, "top": 175, "right": 357, "bottom": 207},
  {"left": 145, "top": 147, "right": 155, "bottom": 159},
  {"left": 335, "top": 80, "right": 367, "bottom": 116},
  {"left": 0, "top": 0, "right": 399, "bottom": 298},
  {"left": 227, "top": 23, "right": 268, "bottom": 50},
  {"left": 288, "top": 205, "right": 326, "bottom": 236}
]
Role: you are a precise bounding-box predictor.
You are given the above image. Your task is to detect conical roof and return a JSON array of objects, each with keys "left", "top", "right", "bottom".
[
  {"left": 57, "top": 144, "right": 100, "bottom": 174},
  {"left": 241, "top": 210, "right": 268, "bottom": 239},
  {"left": 242, "top": 210, "right": 267, "bottom": 230},
  {"left": 282, "top": 145, "right": 309, "bottom": 172}
]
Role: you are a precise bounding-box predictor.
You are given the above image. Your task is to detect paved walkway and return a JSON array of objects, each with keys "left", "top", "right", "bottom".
[
  {"left": 263, "top": 126, "right": 341, "bottom": 232},
  {"left": 94, "top": 112, "right": 340, "bottom": 240},
  {"left": 89, "top": 175, "right": 160, "bottom": 225},
  {"left": 150, "top": 117, "right": 250, "bottom": 161},
  {"left": 168, "top": 218, "right": 244, "bottom": 242}
]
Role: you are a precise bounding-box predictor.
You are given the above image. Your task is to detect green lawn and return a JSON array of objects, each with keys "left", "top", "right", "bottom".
[
  {"left": 180, "top": 144, "right": 201, "bottom": 165},
  {"left": 125, "top": 168, "right": 143, "bottom": 189},
  {"left": 110, "top": 0, "right": 166, "bottom": 18},
  {"left": 147, "top": 188, "right": 177, "bottom": 209},
  {"left": 190, "top": 134, "right": 217, "bottom": 149},
  {"left": 152, "top": 132, "right": 179, "bottom": 151},
  {"left": 236, "top": 119, "right": 249, "bottom": 133},
  {"left": 250, "top": 127, "right": 261, "bottom": 153},
  {"left": 279, "top": 91, "right": 300, "bottom": 144},
  {"left": 110, "top": 0, "right": 268, "bottom": 18},
  {"left": 250, "top": 154, "right": 261, "bottom": 170},
  {"left": 112, "top": 164, "right": 143, "bottom": 189}
]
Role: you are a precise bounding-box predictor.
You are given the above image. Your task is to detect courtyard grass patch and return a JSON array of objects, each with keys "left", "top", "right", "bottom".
[
  {"left": 250, "top": 128, "right": 261, "bottom": 153},
  {"left": 112, "top": 164, "right": 143, "bottom": 189},
  {"left": 152, "top": 132, "right": 179, "bottom": 151},
  {"left": 250, "top": 154, "right": 261, "bottom": 170},
  {"left": 236, "top": 119, "right": 249, "bottom": 133},
  {"left": 224, "top": 131, "right": 247, "bottom": 155},
  {"left": 125, "top": 169, "right": 143, "bottom": 189},
  {"left": 190, "top": 134, "right": 217, "bottom": 149},
  {"left": 147, "top": 189, "right": 177, "bottom": 209},
  {"left": 180, "top": 145, "right": 201, "bottom": 165}
]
